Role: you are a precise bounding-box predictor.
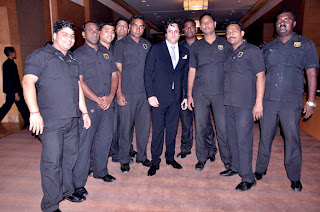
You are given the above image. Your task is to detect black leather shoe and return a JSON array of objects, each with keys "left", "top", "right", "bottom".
[
  {"left": 166, "top": 160, "right": 183, "bottom": 169},
  {"left": 195, "top": 161, "right": 206, "bottom": 171},
  {"left": 207, "top": 155, "right": 215, "bottom": 162},
  {"left": 236, "top": 180, "right": 256, "bottom": 191},
  {"left": 103, "top": 174, "right": 116, "bottom": 182},
  {"left": 147, "top": 164, "right": 160, "bottom": 176},
  {"left": 136, "top": 158, "right": 151, "bottom": 167},
  {"left": 255, "top": 171, "right": 267, "bottom": 180},
  {"left": 75, "top": 187, "right": 88, "bottom": 197},
  {"left": 112, "top": 157, "right": 119, "bottom": 163},
  {"left": 65, "top": 192, "right": 86, "bottom": 202},
  {"left": 220, "top": 169, "right": 238, "bottom": 177},
  {"left": 120, "top": 163, "right": 130, "bottom": 173},
  {"left": 53, "top": 209, "right": 61, "bottom": 212},
  {"left": 177, "top": 151, "right": 191, "bottom": 159},
  {"left": 129, "top": 150, "right": 137, "bottom": 158},
  {"left": 291, "top": 181, "right": 302, "bottom": 191}
]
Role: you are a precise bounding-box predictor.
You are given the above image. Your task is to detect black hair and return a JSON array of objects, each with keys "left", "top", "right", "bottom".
[
  {"left": 276, "top": 8, "right": 297, "bottom": 21},
  {"left": 199, "top": 12, "right": 216, "bottom": 23},
  {"left": 53, "top": 20, "right": 76, "bottom": 33},
  {"left": 99, "top": 22, "right": 114, "bottom": 30},
  {"left": 116, "top": 17, "right": 128, "bottom": 27},
  {"left": 164, "top": 18, "right": 183, "bottom": 34},
  {"left": 130, "top": 15, "right": 146, "bottom": 24},
  {"left": 4, "top": 47, "right": 15, "bottom": 57},
  {"left": 183, "top": 19, "right": 196, "bottom": 26},
  {"left": 81, "top": 20, "right": 98, "bottom": 31},
  {"left": 227, "top": 21, "right": 243, "bottom": 31}
]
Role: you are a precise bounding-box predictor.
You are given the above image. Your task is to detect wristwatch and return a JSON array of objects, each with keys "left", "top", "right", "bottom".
[{"left": 306, "top": 101, "right": 317, "bottom": 108}]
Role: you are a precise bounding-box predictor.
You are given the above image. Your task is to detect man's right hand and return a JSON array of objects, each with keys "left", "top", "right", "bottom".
[
  {"left": 187, "top": 96, "right": 194, "bottom": 111},
  {"left": 15, "top": 93, "right": 20, "bottom": 102},
  {"left": 29, "top": 113, "right": 44, "bottom": 135},
  {"left": 117, "top": 92, "right": 127, "bottom": 106},
  {"left": 148, "top": 96, "right": 159, "bottom": 107}
]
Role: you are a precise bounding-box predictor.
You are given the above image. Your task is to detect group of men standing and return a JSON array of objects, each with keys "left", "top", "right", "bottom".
[{"left": 15, "top": 7, "right": 317, "bottom": 212}]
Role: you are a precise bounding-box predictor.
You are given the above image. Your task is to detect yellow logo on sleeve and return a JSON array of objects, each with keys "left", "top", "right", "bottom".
[{"left": 218, "top": 45, "right": 223, "bottom": 50}]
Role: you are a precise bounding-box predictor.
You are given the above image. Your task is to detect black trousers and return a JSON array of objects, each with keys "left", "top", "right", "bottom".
[
  {"left": 179, "top": 108, "right": 215, "bottom": 154},
  {"left": 226, "top": 106, "right": 255, "bottom": 183},
  {"left": 118, "top": 93, "right": 150, "bottom": 164},
  {"left": 0, "top": 92, "right": 29, "bottom": 123},
  {"left": 38, "top": 118, "right": 79, "bottom": 212},
  {"left": 193, "top": 94, "right": 231, "bottom": 166},
  {"left": 256, "top": 100, "right": 302, "bottom": 181},
  {"left": 109, "top": 101, "right": 136, "bottom": 160},
  {"left": 151, "top": 102, "right": 180, "bottom": 165},
  {"left": 73, "top": 107, "right": 113, "bottom": 189}
]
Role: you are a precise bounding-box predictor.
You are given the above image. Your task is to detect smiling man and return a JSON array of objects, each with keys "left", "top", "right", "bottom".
[
  {"left": 145, "top": 18, "right": 189, "bottom": 176},
  {"left": 224, "top": 22, "right": 266, "bottom": 191},
  {"left": 22, "top": 20, "right": 91, "bottom": 212},
  {"left": 255, "top": 8, "right": 318, "bottom": 191}
]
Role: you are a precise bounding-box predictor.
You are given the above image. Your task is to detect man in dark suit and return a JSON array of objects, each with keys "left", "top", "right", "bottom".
[
  {"left": 145, "top": 18, "right": 189, "bottom": 176},
  {"left": 0, "top": 47, "right": 29, "bottom": 126}
]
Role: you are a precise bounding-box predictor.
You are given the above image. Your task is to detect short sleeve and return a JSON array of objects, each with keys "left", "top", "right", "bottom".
[
  {"left": 304, "top": 40, "right": 319, "bottom": 70},
  {"left": 114, "top": 41, "right": 125, "bottom": 63},
  {"left": 189, "top": 44, "right": 197, "bottom": 68},
  {"left": 24, "top": 51, "right": 44, "bottom": 77}
]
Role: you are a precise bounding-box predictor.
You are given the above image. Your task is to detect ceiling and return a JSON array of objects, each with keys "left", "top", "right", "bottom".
[{"left": 122, "top": 0, "right": 259, "bottom": 32}]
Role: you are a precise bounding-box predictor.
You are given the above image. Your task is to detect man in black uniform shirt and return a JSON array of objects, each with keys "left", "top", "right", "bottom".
[
  {"left": 73, "top": 21, "right": 118, "bottom": 198},
  {"left": 255, "top": 9, "right": 318, "bottom": 191},
  {"left": 178, "top": 19, "right": 215, "bottom": 159},
  {"left": 114, "top": 15, "right": 151, "bottom": 173},
  {"left": 110, "top": 17, "right": 137, "bottom": 163},
  {"left": 0, "top": 47, "right": 29, "bottom": 126},
  {"left": 22, "top": 20, "right": 91, "bottom": 212},
  {"left": 223, "top": 22, "right": 266, "bottom": 191},
  {"left": 187, "top": 13, "right": 232, "bottom": 171}
]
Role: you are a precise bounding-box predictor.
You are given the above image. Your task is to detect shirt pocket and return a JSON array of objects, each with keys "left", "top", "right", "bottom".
[{"left": 285, "top": 49, "right": 304, "bottom": 69}]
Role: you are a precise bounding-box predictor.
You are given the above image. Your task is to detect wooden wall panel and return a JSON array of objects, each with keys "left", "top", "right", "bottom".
[
  {"left": 302, "top": 0, "right": 320, "bottom": 56},
  {"left": 92, "top": 0, "right": 114, "bottom": 24}
]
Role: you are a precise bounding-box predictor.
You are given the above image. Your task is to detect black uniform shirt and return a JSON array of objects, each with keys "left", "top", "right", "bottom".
[
  {"left": 224, "top": 41, "right": 265, "bottom": 108},
  {"left": 24, "top": 44, "right": 79, "bottom": 121},
  {"left": 2, "top": 58, "right": 22, "bottom": 94},
  {"left": 189, "top": 36, "right": 232, "bottom": 95},
  {"left": 114, "top": 35, "right": 151, "bottom": 94},
  {"left": 180, "top": 39, "right": 199, "bottom": 51},
  {"left": 73, "top": 43, "right": 118, "bottom": 109},
  {"left": 263, "top": 33, "right": 319, "bottom": 104}
]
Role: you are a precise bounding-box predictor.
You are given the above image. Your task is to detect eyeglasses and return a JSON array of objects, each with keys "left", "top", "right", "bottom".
[{"left": 276, "top": 17, "right": 292, "bottom": 24}]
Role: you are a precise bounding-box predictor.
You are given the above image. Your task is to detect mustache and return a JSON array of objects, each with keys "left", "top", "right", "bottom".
[
  {"left": 228, "top": 36, "right": 236, "bottom": 39},
  {"left": 280, "top": 24, "right": 286, "bottom": 28}
]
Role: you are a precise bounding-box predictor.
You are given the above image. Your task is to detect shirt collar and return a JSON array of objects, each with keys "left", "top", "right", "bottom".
[{"left": 165, "top": 39, "right": 178, "bottom": 50}]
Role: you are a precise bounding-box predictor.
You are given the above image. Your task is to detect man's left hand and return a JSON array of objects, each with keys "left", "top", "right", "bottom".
[
  {"left": 253, "top": 103, "right": 263, "bottom": 121},
  {"left": 303, "top": 104, "right": 314, "bottom": 119},
  {"left": 181, "top": 99, "right": 188, "bottom": 110},
  {"left": 82, "top": 113, "right": 91, "bottom": 129},
  {"left": 15, "top": 93, "right": 20, "bottom": 101}
]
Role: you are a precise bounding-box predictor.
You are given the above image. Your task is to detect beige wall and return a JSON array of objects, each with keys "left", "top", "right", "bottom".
[{"left": 0, "top": 1, "right": 23, "bottom": 122}]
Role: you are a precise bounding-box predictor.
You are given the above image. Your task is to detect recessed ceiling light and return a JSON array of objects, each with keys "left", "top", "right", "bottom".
[
  {"left": 154, "top": 12, "right": 157, "bottom": 15},
  {"left": 230, "top": 13, "right": 232, "bottom": 15},
  {"left": 142, "top": 0, "right": 146, "bottom": 2},
  {"left": 226, "top": 19, "right": 229, "bottom": 21},
  {"left": 147, "top": 4, "right": 149, "bottom": 6},
  {"left": 231, "top": 10, "right": 235, "bottom": 12},
  {"left": 238, "top": 0, "right": 241, "bottom": 2},
  {"left": 157, "top": 16, "right": 160, "bottom": 18}
]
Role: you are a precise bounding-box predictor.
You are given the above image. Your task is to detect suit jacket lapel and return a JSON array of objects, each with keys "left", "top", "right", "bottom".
[{"left": 175, "top": 44, "right": 186, "bottom": 71}]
